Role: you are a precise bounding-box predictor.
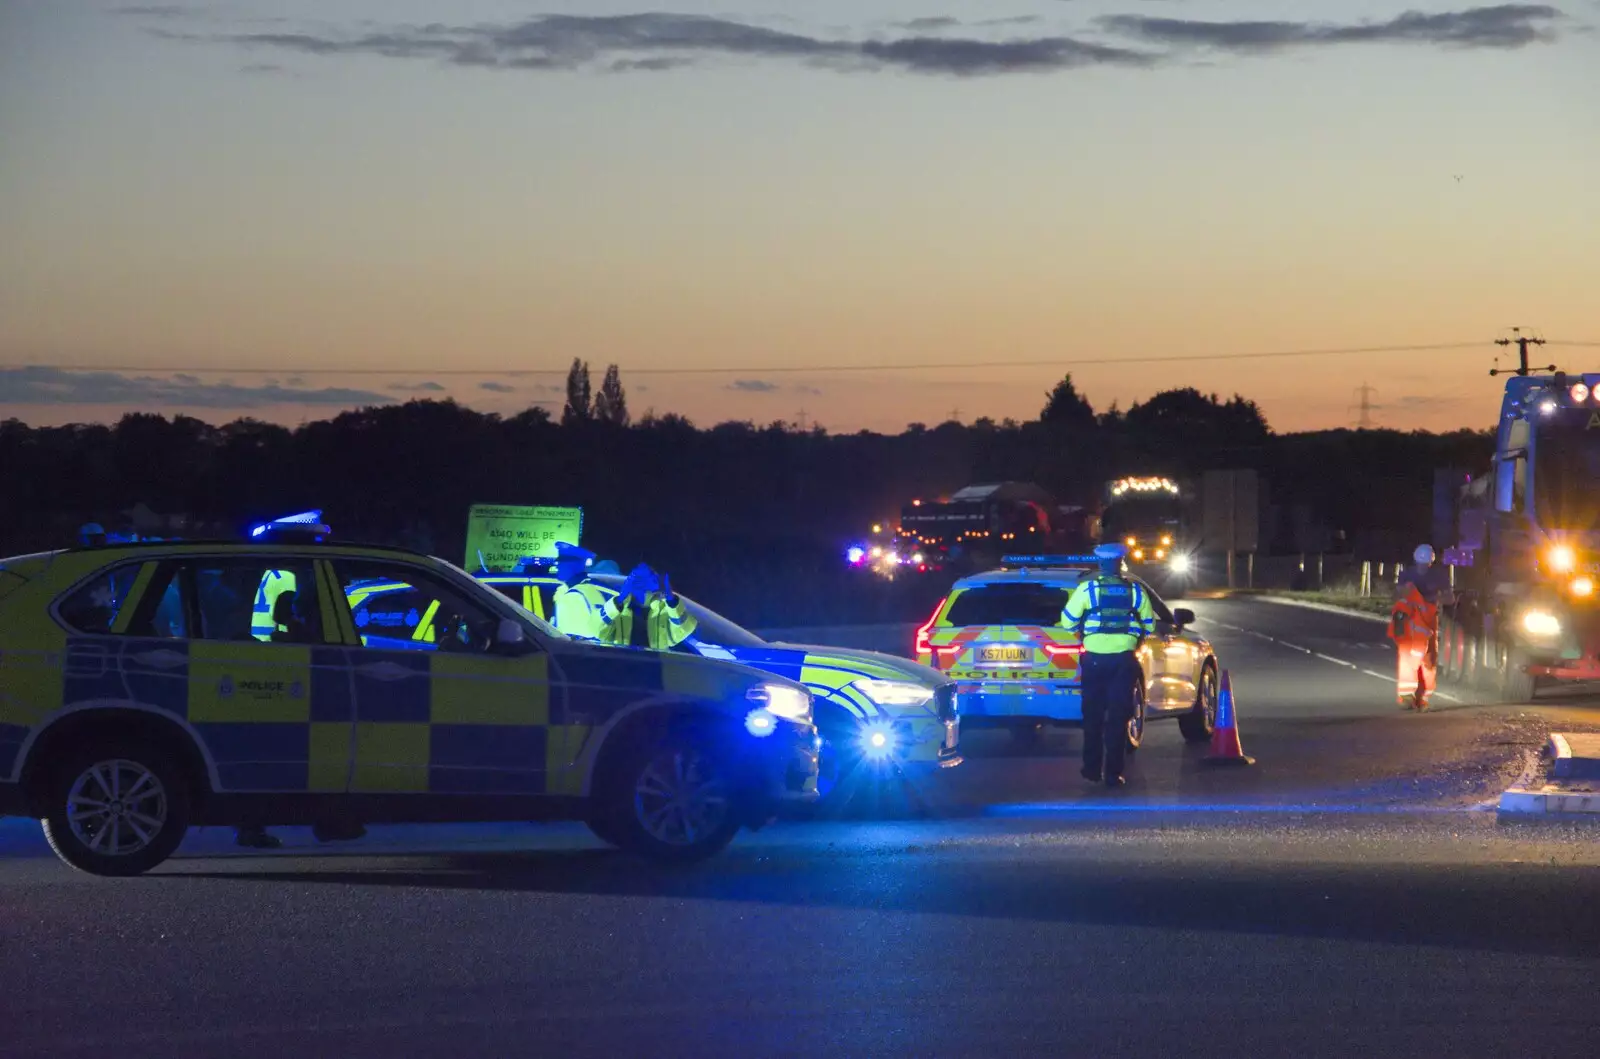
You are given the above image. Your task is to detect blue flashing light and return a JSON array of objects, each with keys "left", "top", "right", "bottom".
[
  {"left": 860, "top": 723, "right": 896, "bottom": 759},
  {"left": 845, "top": 546, "right": 866, "bottom": 565},
  {"left": 745, "top": 708, "right": 777, "bottom": 737},
  {"left": 249, "top": 509, "right": 331, "bottom": 542},
  {"left": 1000, "top": 554, "right": 1101, "bottom": 567}
]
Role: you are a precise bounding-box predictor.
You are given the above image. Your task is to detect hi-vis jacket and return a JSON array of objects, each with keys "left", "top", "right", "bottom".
[
  {"left": 555, "top": 582, "right": 697, "bottom": 650},
  {"left": 1388, "top": 583, "right": 1439, "bottom": 642},
  {"left": 1062, "top": 575, "right": 1156, "bottom": 655}
]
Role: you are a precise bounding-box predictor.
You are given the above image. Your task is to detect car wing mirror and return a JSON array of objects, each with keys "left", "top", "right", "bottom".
[
  {"left": 1172, "top": 608, "right": 1196, "bottom": 628},
  {"left": 495, "top": 617, "right": 527, "bottom": 648}
]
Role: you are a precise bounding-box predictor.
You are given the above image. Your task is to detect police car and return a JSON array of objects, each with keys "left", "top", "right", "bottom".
[
  {"left": 455, "top": 569, "right": 960, "bottom": 807},
  {"left": 0, "top": 515, "right": 820, "bottom": 875},
  {"left": 913, "top": 555, "right": 1219, "bottom": 749}
]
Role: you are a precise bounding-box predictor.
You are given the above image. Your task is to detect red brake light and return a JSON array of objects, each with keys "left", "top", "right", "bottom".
[
  {"left": 915, "top": 597, "right": 947, "bottom": 656},
  {"left": 1042, "top": 644, "right": 1084, "bottom": 667}
]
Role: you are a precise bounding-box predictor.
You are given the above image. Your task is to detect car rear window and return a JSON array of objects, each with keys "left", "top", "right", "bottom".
[{"left": 944, "top": 582, "right": 1076, "bottom": 626}]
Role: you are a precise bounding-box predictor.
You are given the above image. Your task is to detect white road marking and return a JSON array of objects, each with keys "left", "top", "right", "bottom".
[{"left": 1200, "top": 617, "right": 1462, "bottom": 703}]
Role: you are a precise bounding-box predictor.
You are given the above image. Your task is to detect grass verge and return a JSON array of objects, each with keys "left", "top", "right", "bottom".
[{"left": 1228, "top": 587, "right": 1395, "bottom": 617}]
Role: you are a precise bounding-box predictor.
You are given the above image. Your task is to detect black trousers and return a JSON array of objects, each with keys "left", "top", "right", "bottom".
[{"left": 1080, "top": 650, "right": 1140, "bottom": 779}]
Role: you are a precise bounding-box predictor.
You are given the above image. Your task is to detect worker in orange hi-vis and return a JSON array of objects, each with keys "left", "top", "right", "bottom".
[{"left": 1388, "top": 544, "right": 1455, "bottom": 710}]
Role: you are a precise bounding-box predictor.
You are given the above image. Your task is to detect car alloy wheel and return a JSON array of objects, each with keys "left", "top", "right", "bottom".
[
  {"left": 632, "top": 746, "right": 732, "bottom": 847},
  {"left": 66, "top": 758, "right": 169, "bottom": 858}
]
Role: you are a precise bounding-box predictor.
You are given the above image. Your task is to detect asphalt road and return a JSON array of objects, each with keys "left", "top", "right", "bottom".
[{"left": 2, "top": 597, "right": 1597, "bottom": 1058}]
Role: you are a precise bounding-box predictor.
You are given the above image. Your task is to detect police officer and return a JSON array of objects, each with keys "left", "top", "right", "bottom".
[
  {"left": 617, "top": 568, "right": 699, "bottom": 650},
  {"left": 1061, "top": 542, "right": 1157, "bottom": 788},
  {"left": 552, "top": 541, "right": 635, "bottom": 641}
]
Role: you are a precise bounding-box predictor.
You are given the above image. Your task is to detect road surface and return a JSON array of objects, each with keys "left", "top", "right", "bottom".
[{"left": 1, "top": 597, "right": 1596, "bottom": 1058}]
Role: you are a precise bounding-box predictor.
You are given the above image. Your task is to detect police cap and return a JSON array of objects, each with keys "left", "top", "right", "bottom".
[
  {"left": 1094, "top": 543, "right": 1128, "bottom": 561},
  {"left": 553, "top": 541, "right": 596, "bottom": 564}
]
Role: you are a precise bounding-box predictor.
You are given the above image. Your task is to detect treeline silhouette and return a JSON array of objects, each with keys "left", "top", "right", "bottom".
[{"left": 0, "top": 372, "right": 1493, "bottom": 627}]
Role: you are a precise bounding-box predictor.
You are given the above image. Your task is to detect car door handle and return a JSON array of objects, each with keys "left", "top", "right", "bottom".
[
  {"left": 357, "top": 661, "right": 424, "bottom": 681},
  {"left": 129, "top": 648, "right": 188, "bottom": 669}
]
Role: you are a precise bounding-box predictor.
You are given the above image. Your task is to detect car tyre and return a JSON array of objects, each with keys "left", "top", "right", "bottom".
[
  {"left": 1125, "top": 684, "right": 1146, "bottom": 753},
  {"left": 1179, "top": 663, "right": 1218, "bottom": 743},
  {"left": 598, "top": 727, "right": 742, "bottom": 863},
  {"left": 40, "top": 740, "right": 191, "bottom": 877}
]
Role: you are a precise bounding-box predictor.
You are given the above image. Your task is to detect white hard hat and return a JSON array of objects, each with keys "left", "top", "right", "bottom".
[{"left": 1414, "top": 544, "right": 1435, "bottom": 565}]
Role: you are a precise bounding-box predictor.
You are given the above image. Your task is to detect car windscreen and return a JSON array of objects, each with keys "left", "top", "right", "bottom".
[
  {"left": 945, "top": 580, "right": 1079, "bottom": 626},
  {"left": 1535, "top": 419, "right": 1600, "bottom": 531}
]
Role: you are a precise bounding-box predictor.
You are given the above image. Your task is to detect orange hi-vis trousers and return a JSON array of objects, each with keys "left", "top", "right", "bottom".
[{"left": 1388, "top": 586, "right": 1438, "bottom": 708}]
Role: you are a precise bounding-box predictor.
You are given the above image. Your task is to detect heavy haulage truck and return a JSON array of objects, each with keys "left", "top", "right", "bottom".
[{"left": 1437, "top": 367, "right": 1600, "bottom": 701}]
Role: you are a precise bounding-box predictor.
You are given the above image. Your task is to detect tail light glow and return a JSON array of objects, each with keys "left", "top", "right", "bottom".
[
  {"left": 1042, "top": 643, "right": 1084, "bottom": 667},
  {"left": 914, "top": 598, "right": 947, "bottom": 657}
]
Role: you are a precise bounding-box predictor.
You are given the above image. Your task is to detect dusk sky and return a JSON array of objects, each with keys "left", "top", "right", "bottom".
[{"left": 2, "top": 0, "right": 1596, "bottom": 433}]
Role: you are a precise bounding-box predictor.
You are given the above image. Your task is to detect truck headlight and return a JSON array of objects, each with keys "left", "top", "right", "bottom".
[
  {"left": 748, "top": 683, "right": 812, "bottom": 723},
  {"left": 1547, "top": 545, "right": 1577, "bottom": 574},
  {"left": 852, "top": 678, "right": 935, "bottom": 707},
  {"left": 1170, "top": 554, "right": 1191, "bottom": 574},
  {"left": 1521, "top": 609, "right": 1562, "bottom": 638}
]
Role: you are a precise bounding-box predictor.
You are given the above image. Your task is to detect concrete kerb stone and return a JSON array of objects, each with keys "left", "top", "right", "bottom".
[
  {"left": 1497, "top": 733, "right": 1600, "bottom": 816},
  {"left": 1549, "top": 731, "right": 1600, "bottom": 781},
  {"left": 1496, "top": 787, "right": 1600, "bottom": 816}
]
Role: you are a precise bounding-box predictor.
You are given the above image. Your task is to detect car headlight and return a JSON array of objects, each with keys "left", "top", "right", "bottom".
[
  {"left": 1547, "top": 544, "right": 1577, "bottom": 574},
  {"left": 1169, "top": 554, "right": 1192, "bottom": 574},
  {"left": 852, "top": 678, "right": 935, "bottom": 707},
  {"left": 1522, "top": 609, "right": 1562, "bottom": 637},
  {"left": 748, "top": 682, "right": 812, "bottom": 723}
]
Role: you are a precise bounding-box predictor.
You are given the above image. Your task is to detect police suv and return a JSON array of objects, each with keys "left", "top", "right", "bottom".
[
  {"left": 0, "top": 514, "right": 820, "bottom": 875},
  {"left": 913, "top": 554, "right": 1220, "bottom": 749}
]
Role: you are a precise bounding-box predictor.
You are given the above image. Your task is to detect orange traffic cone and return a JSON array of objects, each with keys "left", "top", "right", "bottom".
[{"left": 1203, "top": 669, "right": 1256, "bottom": 767}]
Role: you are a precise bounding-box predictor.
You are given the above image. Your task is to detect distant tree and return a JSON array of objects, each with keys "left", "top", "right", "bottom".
[
  {"left": 1040, "top": 373, "right": 1096, "bottom": 429},
  {"left": 1123, "top": 388, "right": 1270, "bottom": 453},
  {"left": 563, "top": 358, "right": 592, "bottom": 425},
  {"left": 593, "top": 364, "right": 630, "bottom": 427},
  {"left": 509, "top": 406, "right": 552, "bottom": 428},
  {"left": 1098, "top": 400, "right": 1124, "bottom": 429}
]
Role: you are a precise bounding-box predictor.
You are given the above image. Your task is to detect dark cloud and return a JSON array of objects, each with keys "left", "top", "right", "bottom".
[
  {"left": 897, "top": 17, "right": 962, "bottom": 32},
  {"left": 114, "top": 4, "right": 191, "bottom": 16},
  {"left": 391, "top": 381, "right": 447, "bottom": 392},
  {"left": 979, "top": 16, "right": 1045, "bottom": 28},
  {"left": 240, "top": 62, "right": 285, "bottom": 74},
  {"left": 1100, "top": 5, "right": 1563, "bottom": 51},
  {"left": 479, "top": 381, "right": 516, "bottom": 393},
  {"left": 178, "top": 12, "right": 1155, "bottom": 77},
  {"left": 726, "top": 379, "right": 824, "bottom": 395},
  {"left": 0, "top": 367, "right": 394, "bottom": 409}
]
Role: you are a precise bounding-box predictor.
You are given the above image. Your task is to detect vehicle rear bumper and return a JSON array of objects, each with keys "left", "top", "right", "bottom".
[
  {"left": 953, "top": 681, "right": 1082, "bottom": 722},
  {"left": 1528, "top": 656, "right": 1600, "bottom": 681}
]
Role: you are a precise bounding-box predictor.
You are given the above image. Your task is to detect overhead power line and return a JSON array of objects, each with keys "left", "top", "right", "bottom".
[{"left": 0, "top": 340, "right": 1532, "bottom": 378}]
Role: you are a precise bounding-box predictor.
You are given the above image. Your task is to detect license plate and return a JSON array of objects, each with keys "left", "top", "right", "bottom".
[{"left": 977, "top": 644, "right": 1030, "bottom": 664}]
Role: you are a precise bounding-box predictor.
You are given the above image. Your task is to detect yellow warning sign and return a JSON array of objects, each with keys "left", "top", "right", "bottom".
[{"left": 465, "top": 504, "right": 583, "bottom": 571}]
